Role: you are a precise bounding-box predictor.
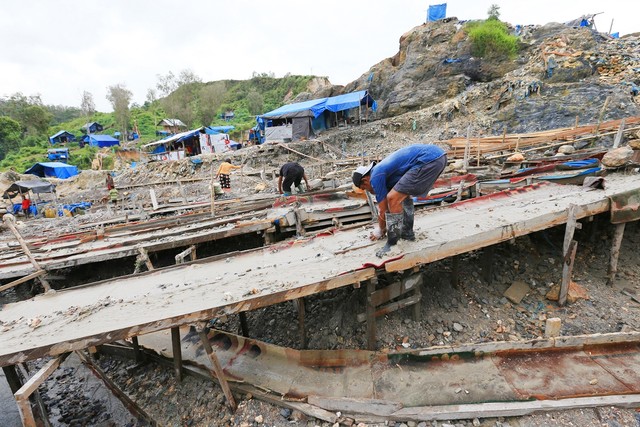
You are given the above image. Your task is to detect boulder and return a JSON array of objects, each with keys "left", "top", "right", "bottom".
[
  {"left": 557, "top": 144, "right": 576, "bottom": 154},
  {"left": 602, "top": 146, "right": 633, "bottom": 167}
]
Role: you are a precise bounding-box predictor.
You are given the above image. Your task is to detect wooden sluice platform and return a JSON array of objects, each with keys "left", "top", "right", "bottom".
[{"left": 2, "top": 174, "right": 640, "bottom": 367}]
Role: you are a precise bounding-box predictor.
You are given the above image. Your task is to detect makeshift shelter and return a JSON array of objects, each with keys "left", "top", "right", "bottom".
[
  {"left": 157, "top": 119, "right": 187, "bottom": 135},
  {"left": 259, "top": 91, "right": 378, "bottom": 142},
  {"left": 3, "top": 180, "right": 55, "bottom": 199},
  {"left": 83, "top": 134, "right": 120, "bottom": 148},
  {"left": 81, "top": 122, "right": 104, "bottom": 134},
  {"left": 47, "top": 148, "right": 70, "bottom": 162},
  {"left": 25, "top": 162, "right": 79, "bottom": 179},
  {"left": 49, "top": 130, "right": 76, "bottom": 145}
]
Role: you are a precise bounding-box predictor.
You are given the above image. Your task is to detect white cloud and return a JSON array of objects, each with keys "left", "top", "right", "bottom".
[{"left": 0, "top": 0, "right": 636, "bottom": 112}]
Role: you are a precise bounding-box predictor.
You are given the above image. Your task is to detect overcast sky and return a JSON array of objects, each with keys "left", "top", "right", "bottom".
[{"left": 1, "top": 0, "right": 636, "bottom": 112}]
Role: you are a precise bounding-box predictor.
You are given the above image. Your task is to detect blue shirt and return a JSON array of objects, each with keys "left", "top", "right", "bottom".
[{"left": 370, "top": 144, "right": 445, "bottom": 202}]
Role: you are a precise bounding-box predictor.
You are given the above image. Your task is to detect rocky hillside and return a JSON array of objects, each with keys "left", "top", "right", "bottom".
[{"left": 340, "top": 18, "right": 639, "bottom": 136}]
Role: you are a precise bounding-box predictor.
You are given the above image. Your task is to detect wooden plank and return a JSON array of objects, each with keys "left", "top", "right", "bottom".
[
  {"left": 607, "top": 223, "right": 626, "bottom": 286},
  {"left": 15, "top": 353, "right": 70, "bottom": 400},
  {"left": 559, "top": 240, "right": 577, "bottom": 306},
  {"left": 0, "top": 270, "right": 45, "bottom": 293},
  {"left": 198, "top": 327, "right": 237, "bottom": 410},
  {"left": 391, "top": 394, "right": 640, "bottom": 422},
  {"left": 2, "top": 215, "right": 51, "bottom": 292},
  {"left": 171, "top": 327, "right": 182, "bottom": 382},
  {"left": 366, "top": 277, "right": 377, "bottom": 351},
  {"left": 307, "top": 395, "right": 403, "bottom": 417}
]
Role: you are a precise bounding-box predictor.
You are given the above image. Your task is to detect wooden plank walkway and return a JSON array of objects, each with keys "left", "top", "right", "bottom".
[{"left": 1, "top": 173, "right": 640, "bottom": 367}]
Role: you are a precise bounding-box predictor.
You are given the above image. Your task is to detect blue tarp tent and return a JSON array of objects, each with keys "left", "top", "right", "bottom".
[
  {"left": 325, "top": 90, "right": 378, "bottom": 113},
  {"left": 25, "top": 162, "right": 79, "bottom": 179},
  {"left": 49, "top": 130, "right": 76, "bottom": 145},
  {"left": 427, "top": 3, "right": 447, "bottom": 22},
  {"left": 261, "top": 98, "right": 328, "bottom": 119},
  {"left": 84, "top": 134, "right": 120, "bottom": 148},
  {"left": 206, "top": 125, "right": 235, "bottom": 134}
]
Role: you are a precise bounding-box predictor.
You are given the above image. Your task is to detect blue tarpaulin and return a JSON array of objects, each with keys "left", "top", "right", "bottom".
[
  {"left": 84, "top": 134, "right": 120, "bottom": 148},
  {"left": 325, "top": 90, "right": 378, "bottom": 113},
  {"left": 261, "top": 98, "right": 328, "bottom": 119},
  {"left": 25, "top": 162, "right": 79, "bottom": 179},
  {"left": 427, "top": 3, "right": 447, "bottom": 22},
  {"left": 49, "top": 130, "right": 76, "bottom": 145},
  {"left": 206, "top": 125, "right": 235, "bottom": 134}
]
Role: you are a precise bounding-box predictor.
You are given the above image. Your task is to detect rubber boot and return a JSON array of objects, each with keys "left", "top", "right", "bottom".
[
  {"left": 296, "top": 184, "right": 304, "bottom": 194},
  {"left": 376, "top": 212, "right": 403, "bottom": 257},
  {"left": 401, "top": 197, "right": 415, "bottom": 241}
]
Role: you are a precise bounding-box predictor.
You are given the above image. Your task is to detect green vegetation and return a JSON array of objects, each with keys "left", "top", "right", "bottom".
[
  {"left": 0, "top": 73, "right": 316, "bottom": 173},
  {"left": 465, "top": 19, "right": 518, "bottom": 59}
]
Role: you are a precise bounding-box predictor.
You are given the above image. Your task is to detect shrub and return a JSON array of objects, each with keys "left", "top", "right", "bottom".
[{"left": 465, "top": 19, "right": 518, "bottom": 59}]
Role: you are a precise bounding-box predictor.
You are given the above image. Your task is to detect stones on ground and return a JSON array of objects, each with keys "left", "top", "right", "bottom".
[
  {"left": 453, "top": 322, "right": 464, "bottom": 332},
  {"left": 503, "top": 281, "right": 530, "bottom": 304},
  {"left": 557, "top": 144, "right": 576, "bottom": 154},
  {"left": 545, "top": 317, "right": 562, "bottom": 337},
  {"left": 546, "top": 281, "right": 590, "bottom": 303}
]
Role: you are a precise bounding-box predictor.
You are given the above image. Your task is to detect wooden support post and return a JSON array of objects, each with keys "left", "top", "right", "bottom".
[
  {"left": 0, "top": 270, "right": 46, "bottom": 293},
  {"left": 293, "top": 206, "right": 305, "bottom": 236},
  {"left": 463, "top": 125, "right": 471, "bottom": 170},
  {"left": 560, "top": 205, "right": 580, "bottom": 306},
  {"left": 238, "top": 312, "right": 249, "bottom": 337},
  {"left": 613, "top": 118, "right": 626, "bottom": 148},
  {"left": 595, "top": 96, "right": 610, "bottom": 137},
  {"left": 455, "top": 180, "right": 465, "bottom": 203},
  {"left": 137, "top": 247, "right": 154, "bottom": 271},
  {"left": 366, "top": 277, "right": 378, "bottom": 351},
  {"left": 481, "top": 246, "right": 495, "bottom": 284},
  {"left": 451, "top": 255, "right": 460, "bottom": 289},
  {"left": 177, "top": 179, "right": 187, "bottom": 203},
  {"left": 2, "top": 214, "right": 51, "bottom": 293},
  {"left": 175, "top": 245, "right": 196, "bottom": 264},
  {"left": 197, "top": 326, "right": 237, "bottom": 410},
  {"left": 411, "top": 273, "right": 423, "bottom": 322},
  {"left": 210, "top": 163, "right": 216, "bottom": 218},
  {"left": 2, "top": 365, "right": 23, "bottom": 394},
  {"left": 131, "top": 336, "right": 143, "bottom": 362},
  {"left": 607, "top": 223, "right": 626, "bottom": 287},
  {"left": 295, "top": 297, "right": 307, "bottom": 349},
  {"left": 15, "top": 353, "right": 69, "bottom": 427},
  {"left": 171, "top": 327, "right": 183, "bottom": 382},
  {"left": 149, "top": 188, "right": 159, "bottom": 210}
]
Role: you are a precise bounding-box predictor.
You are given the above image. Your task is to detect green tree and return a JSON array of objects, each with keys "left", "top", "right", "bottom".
[
  {"left": 0, "top": 116, "right": 22, "bottom": 161},
  {"left": 246, "top": 89, "right": 264, "bottom": 115},
  {"left": 0, "top": 93, "right": 51, "bottom": 136},
  {"left": 487, "top": 4, "right": 500, "bottom": 20},
  {"left": 198, "top": 82, "right": 226, "bottom": 126},
  {"left": 106, "top": 84, "right": 133, "bottom": 137}
]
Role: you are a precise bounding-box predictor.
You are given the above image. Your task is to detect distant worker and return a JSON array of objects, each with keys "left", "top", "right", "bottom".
[
  {"left": 109, "top": 187, "right": 119, "bottom": 206},
  {"left": 352, "top": 144, "right": 447, "bottom": 257},
  {"left": 215, "top": 158, "right": 241, "bottom": 192},
  {"left": 105, "top": 172, "right": 115, "bottom": 190},
  {"left": 21, "top": 194, "right": 31, "bottom": 218},
  {"left": 278, "top": 162, "right": 310, "bottom": 196}
]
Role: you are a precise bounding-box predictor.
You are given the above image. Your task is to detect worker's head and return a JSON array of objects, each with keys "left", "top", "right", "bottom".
[
  {"left": 224, "top": 158, "right": 231, "bottom": 163},
  {"left": 352, "top": 162, "right": 375, "bottom": 191}
]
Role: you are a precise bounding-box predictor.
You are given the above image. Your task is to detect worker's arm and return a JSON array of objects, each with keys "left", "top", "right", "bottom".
[
  {"left": 278, "top": 176, "right": 283, "bottom": 194},
  {"left": 371, "top": 197, "right": 388, "bottom": 241}
]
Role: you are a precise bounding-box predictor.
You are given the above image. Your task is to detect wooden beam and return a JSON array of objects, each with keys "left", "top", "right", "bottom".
[
  {"left": 0, "top": 270, "right": 46, "bottom": 293},
  {"left": 2, "top": 214, "right": 51, "bottom": 292},
  {"left": 366, "top": 277, "right": 378, "bottom": 351},
  {"left": 560, "top": 240, "right": 577, "bottom": 306},
  {"left": 14, "top": 352, "right": 69, "bottom": 427},
  {"left": 197, "top": 327, "right": 237, "bottom": 410},
  {"left": 295, "top": 298, "right": 307, "bottom": 349},
  {"left": 238, "top": 312, "right": 249, "bottom": 337},
  {"left": 171, "top": 327, "right": 183, "bottom": 382},
  {"left": 607, "top": 223, "right": 626, "bottom": 287}
]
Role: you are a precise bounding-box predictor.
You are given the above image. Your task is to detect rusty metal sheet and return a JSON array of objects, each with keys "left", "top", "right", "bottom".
[
  {"left": 610, "top": 188, "right": 640, "bottom": 224},
  {"left": 494, "top": 348, "right": 635, "bottom": 399}
]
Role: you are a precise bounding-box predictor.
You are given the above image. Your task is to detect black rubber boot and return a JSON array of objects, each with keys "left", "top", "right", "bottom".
[
  {"left": 401, "top": 197, "right": 415, "bottom": 241},
  {"left": 376, "top": 212, "right": 403, "bottom": 257}
]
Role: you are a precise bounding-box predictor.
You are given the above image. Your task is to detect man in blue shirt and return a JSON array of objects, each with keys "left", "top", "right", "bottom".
[{"left": 352, "top": 144, "right": 447, "bottom": 257}]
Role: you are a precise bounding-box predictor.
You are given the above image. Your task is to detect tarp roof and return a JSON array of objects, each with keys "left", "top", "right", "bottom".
[
  {"left": 325, "top": 90, "right": 377, "bottom": 113},
  {"left": 261, "top": 98, "right": 328, "bottom": 119},
  {"left": 142, "top": 127, "right": 205, "bottom": 149},
  {"left": 206, "top": 125, "right": 235, "bottom": 134},
  {"left": 260, "top": 91, "right": 378, "bottom": 119},
  {"left": 86, "top": 135, "right": 120, "bottom": 148},
  {"left": 157, "top": 118, "right": 186, "bottom": 127},
  {"left": 3, "top": 180, "right": 55, "bottom": 199},
  {"left": 24, "top": 162, "right": 79, "bottom": 179},
  {"left": 49, "top": 130, "right": 75, "bottom": 139}
]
